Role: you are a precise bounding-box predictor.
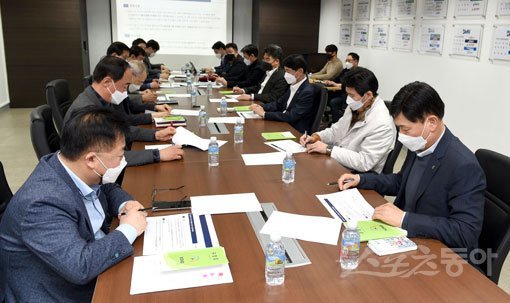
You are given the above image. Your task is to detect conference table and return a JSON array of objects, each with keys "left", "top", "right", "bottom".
[{"left": 92, "top": 85, "right": 510, "bottom": 302}]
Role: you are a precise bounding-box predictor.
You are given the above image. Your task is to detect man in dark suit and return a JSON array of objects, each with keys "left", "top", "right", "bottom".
[
  {"left": 338, "top": 82, "right": 486, "bottom": 251},
  {"left": 250, "top": 54, "right": 315, "bottom": 134},
  {"left": 214, "top": 42, "right": 246, "bottom": 83},
  {"left": 204, "top": 41, "right": 227, "bottom": 75},
  {"left": 235, "top": 44, "right": 288, "bottom": 103},
  {"left": 0, "top": 107, "right": 147, "bottom": 302},
  {"left": 216, "top": 44, "right": 265, "bottom": 88}
]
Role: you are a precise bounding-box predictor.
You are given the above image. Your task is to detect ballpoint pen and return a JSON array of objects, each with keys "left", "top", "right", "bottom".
[
  {"left": 120, "top": 207, "right": 153, "bottom": 216},
  {"left": 326, "top": 178, "right": 355, "bottom": 186}
]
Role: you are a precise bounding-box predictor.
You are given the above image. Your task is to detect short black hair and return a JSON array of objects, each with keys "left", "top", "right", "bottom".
[
  {"left": 212, "top": 41, "right": 226, "bottom": 50},
  {"left": 348, "top": 52, "right": 360, "bottom": 62},
  {"left": 282, "top": 54, "right": 307, "bottom": 73},
  {"left": 325, "top": 44, "right": 338, "bottom": 53},
  {"left": 146, "top": 39, "right": 160, "bottom": 51},
  {"left": 344, "top": 67, "right": 378, "bottom": 97},
  {"left": 130, "top": 46, "right": 146, "bottom": 58},
  {"left": 60, "top": 106, "right": 129, "bottom": 161},
  {"left": 241, "top": 44, "right": 258, "bottom": 57},
  {"left": 225, "top": 42, "right": 238, "bottom": 51},
  {"left": 263, "top": 44, "right": 283, "bottom": 61},
  {"left": 390, "top": 81, "right": 445, "bottom": 122},
  {"left": 132, "top": 38, "right": 146, "bottom": 47},
  {"left": 93, "top": 56, "right": 131, "bottom": 83},
  {"left": 106, "top": 42, "right": 130, "bottom": 56}
]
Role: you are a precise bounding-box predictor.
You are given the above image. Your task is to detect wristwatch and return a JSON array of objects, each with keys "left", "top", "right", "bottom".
[{"left": 326, "top": 144, "right": 334, "bottom": 156}]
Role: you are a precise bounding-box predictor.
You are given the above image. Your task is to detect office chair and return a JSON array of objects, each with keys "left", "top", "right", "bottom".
[
  {"left": 380, "top": 100, "right": 403, "bottom": 174},
  {"left": 309, "top": 83, "right": 328, "bottom": 133},
  {"left": 83, "top": 75, "right": 93, "bottom": 88},
  {"left": 0, "top": 161, "right": 13, "bottom": 221},
  {"left": 30, "top": 105, "right": 60, "bottom": 160},
  {"left": 46, "top": 79, "right": 72, "bottom": 135},
  {"left": 475, "top": 149, "right": 510, "bottom": 284}
]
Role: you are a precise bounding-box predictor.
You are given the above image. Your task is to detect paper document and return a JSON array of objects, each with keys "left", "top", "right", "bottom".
[
  {"left": 208, "top": 117, "right": 244, "bottom": 124},
  {"left": 170, "top": 74, "right": 187, "bottom": 78},
  {"left": 172, "top": 127, "right": 227, "bottom": 151},
  {"left": 191, "top": 192, "right": 262, "bottom": 215},
  {"left": 261, "top": 131, "right": 296, "bottom": 140},
  {"left": 143, "top": 213, "right": 219, "bottom": 256},
  {"left": 209, "top": 98, "right": 239, "bottom": 103},
  {"left": 241, "top": 152, "right": 286, "bottom": 166},
  {"left": 166, "top": 93, "right": 191, "bottom": 98},
  {"left": 145, "top": 144, "right": 174, "bottom": 150},
  {"left": 260, "top": 211, "right": 342, "bottom": 245},
  {"left": 162, "top": 246, "right": 228, "bottom": 271},
  {"left": 352, "top": 220, "right": 405, "bottom": 242},
  {"left": 197, "top": 83, "right": 223, "bottom": 88},
  {"left": 170, "top": 109, "right": 200, "bottom": 116},
  {"left": 237, "top": 111, "right": 261, "bottom": 119},
  {"left": 130, "top": 256, "right": 233, "bottom": 295},
  {"left": 233, "top": 105, "right": 251, "bottom": 112},
  {"left": 316, "top": 188, "right": 374, "bottom": 222},
  {"left": 265, "top": 140, "right": 306, "bottom": 154}
]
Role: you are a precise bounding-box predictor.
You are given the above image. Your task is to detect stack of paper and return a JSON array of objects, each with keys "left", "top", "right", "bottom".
[
  {"left": 265, "top": 140, "right": 306, "bottom": 154},
  {"left": 368, "top": 236, "right": 417, "bottom": 256},
  {"left": 350, "top": 220, "right": 405, "bottom": 242},
  {"left": 237, "top": 111, "right": 261, "bottom": 119},
  {"left": 316, "top": 189, "right": 375, "bottom": 222},
  {"left": 261, "top": 131, "right": 296, "bottom": 141},
  {"left": 233, "top": 105, "right": 251, "bottom": 112},
  {"left": 241, "top": 152, "right": 286, "bottom": 166},
  {"left": 170, "top": 109, "right": 201, "bottom": 116},
  {"left": 208, "top": 117, "right": 245, "bottom": 124},
  {"left": 145, "top": 144, "right": 174, "bottom": 150},
  {"left": 209, "top": 98, "right": 239, "bottom": 103},
  {"left": 154, "top": 115, "right": 186, "bottom": 127},
  {"left": 166, "top": 93, "right": 191, "bottom": 98},
  {"left": 172, "top": 127, "right": 227, "bottom": 151},
  {"left": 191, "top": 192, "right": 262, "bottom": 215}
]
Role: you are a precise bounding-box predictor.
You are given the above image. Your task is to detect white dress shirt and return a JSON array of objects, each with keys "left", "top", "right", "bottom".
[
  {"left": 257, "top": 67, "right": 277, "bottom": 94},
  {"left": 283, "top": 77, "right": 307, "bottom": 113}
]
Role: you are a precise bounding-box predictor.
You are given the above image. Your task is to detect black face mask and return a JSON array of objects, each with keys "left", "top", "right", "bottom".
[
  {"left": 327, "top": 53, "right": 335, "bottom": 59},
  {"left": 224, "top": 54, "right": 235, "bottom": 62},
  {"left": 262, "top": 62, "right": 273, "bottom": 71}
]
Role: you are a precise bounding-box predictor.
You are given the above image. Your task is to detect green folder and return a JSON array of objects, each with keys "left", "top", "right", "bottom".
[
  {"left": 347, "top": 220, "right": 404, "bottom": 242},
  {"left": 219, "top": 90, "right": 235, "bottom": 95},
  {"left": 261, "top": 132, "right": 296, "bottom": 141},
  {"left": 233, "top": 106, "right": 251, "bottom": 112},
  {"left": 163, "top": 246, "right": 229, "bottom": 270},
  {"left": 163, "top": 115, "right": 185, "bottom": 121}
]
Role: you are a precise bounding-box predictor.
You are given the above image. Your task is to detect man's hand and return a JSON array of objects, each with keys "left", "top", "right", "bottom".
[
  {"left": 233, "top": 87, "right": 245, "bottom": 94},
  {"left": 119, "top": 204, "right": 147, "bottom": 236},
  {"left": 338, "top": 173, "right": 360, "bottom": 191},
  {"left": 250, "top": 104, "right": 265, "bottom": 117},
  {"left": 155, "top": 127, "right": 176, "bottom": 141},
  {"left": 216, "top": 77, "right": 227, "bottom": 86},
  {"left": 142, "top": 91, "right": 157, "bottom": 102},
  {"left": 155, "top": 104, "right": 172, "bottom": 114},
  {"left": 299, "top": 134, "right": 317, "bottom": 146},
  {"left": 237, "top": 94, "right": 251, "bottom": 101},
  {"left": 160, "top": 72, "right": 170, "bottom": 80},
  {"left": 306, "top": 141, "right": 328, "bottom": 154},
  {"left": 119, "top": 200, "right": 144, "bottom": 214},
  {"left": 150, "top": 80, "right": 160, "bottom": 89},
  {"left": 373, "top": 203, "right": 405, "bottom": 228},
  {"left": 159, "top": 145, "right": 184, "bottom": 161}
]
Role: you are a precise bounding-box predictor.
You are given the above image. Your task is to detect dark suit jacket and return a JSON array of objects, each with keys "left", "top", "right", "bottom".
[
  {"left": 226, "top": 59, "right": 265, "bottom": 88},
  {"left": 244, "top": 67, "right": 288, "bottom": 103},
  {"left": 359, "top": 128, "right": 486, "bottom": 250},
  {"left": 220, "top": 55, "right": 246, "bottom": 83},
  {"left": 262, "top": 79, "right": 315, "bottom": 134},
  {"left": 0, "top": 153, "right": 134, "bottom": 302},
  {"left": 127, "top": 94, "right": 155, "bottom": 126},
  {"left": 214, "top": 55, "right": 226, "bottom": 74}
]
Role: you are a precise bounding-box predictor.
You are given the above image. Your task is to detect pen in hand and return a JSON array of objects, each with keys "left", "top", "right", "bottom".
[
  {"left": 304, "top": 131, "right": 309, "bottom": 147},
  {"left": 326, "top": 178, "right": 355, "bottom": 186},
  {"left": 120, "top": 207, "right": 152, "bottom": 216}
]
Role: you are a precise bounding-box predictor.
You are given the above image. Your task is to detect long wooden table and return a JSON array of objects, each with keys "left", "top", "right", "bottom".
[{"left": 92, "top": 86, "right": 510, "bottom": 302}]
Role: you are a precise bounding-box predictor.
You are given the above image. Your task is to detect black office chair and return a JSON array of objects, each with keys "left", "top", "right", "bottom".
[
  {"left": 46, "top": 79, "right": 72, "bottom": 135},
  {"left": 83, "top": 75, "right": 93, "bottom": 88},
  {"left": 30, "top": 105, "right": 60, "bottom": 160},
  {"left": 474, "top": 149, "right": 510, "bottom": 284},
  {"left": 0, "top": 161, "right": 13, "bottom": 221},
  {"left": 309, "top": 83, "right": 328, "bottom": 133}
]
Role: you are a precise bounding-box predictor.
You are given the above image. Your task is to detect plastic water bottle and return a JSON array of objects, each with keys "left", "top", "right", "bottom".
[
  {"left": 186, "top": 71, "right": 192, "bottom": 93},
  {"left": 282, "top": 151, "right": 295, "bottom": 183},
  {"left": 265, "top": 234, "right": 285, "bottom": 286},
  {"left": 207, "top": 80, "right": 213, "bottom": 97},
  {"left": 340, "top": 221, "right": 360, "bottom": 270},
  {"left": 199, "top": 105, "right": 208, "bottom": 127},
  {"left": 220, "top": 97, "right": 228, "bottom": 116},
  {"left": 234, "top": 118, "right": 244, "bottom": 143},
  {"left": 208, "top": 137, "right": 219, "bottom": 166},
  {"left": 191, "top": 86, "right": 198, "bottom": 107}
]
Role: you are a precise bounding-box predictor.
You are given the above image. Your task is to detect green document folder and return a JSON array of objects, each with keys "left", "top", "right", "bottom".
[
  {"left": 261, "top": 132, "right": 296, "bottom": 141},
  {"left": 219, "top": 91, "right": 235, "bottom": 95},
  {"left": 163, "top": 115, "right": 185, "bottom": 121},
  {"left": 163, "top": 246, "right": 229, "bottom": 270},
  {"left": 348, "top": 220, "right": 405, "bottom": 242},
  {"left": 233, "top": 106, "right": 251, "bottom": 112}
]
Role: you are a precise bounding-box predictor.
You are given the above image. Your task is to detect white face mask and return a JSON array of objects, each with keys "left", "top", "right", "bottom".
[
  {"left": 243, "top": 58, "right": 252, "bottom": 66},
  {"left": 284, "top": 72, "right": 297, "bottom": 84},
  {"left": 149, "top": 52, "right": 155, "bottom": 58},
  {"left": 397, "top": 122, "right": 430, "bottom": 152},
  {"left": 94, "top": 155, "right": 127, "bottom": 184},
  {"left": 130, "top": 83, "right": 141, "bottom": 91},
  {"left": 107, "top": 83, "right": 128, "bottom": 105},
  {"left": 215, "top": 53, "right": 222, "bottom": 59},
  {"left": 346, "top": 95, "right": 365, "bottom": 111},
  {"left": 344, "top": 61, "right": 353, "bottom": 69}
]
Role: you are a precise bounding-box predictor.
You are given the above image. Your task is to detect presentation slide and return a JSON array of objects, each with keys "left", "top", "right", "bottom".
[{"left": 112, "top": 0, "right": 228, "bottom": 56}]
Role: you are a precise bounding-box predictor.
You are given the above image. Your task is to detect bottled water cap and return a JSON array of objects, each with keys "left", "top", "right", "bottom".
[
  {"left": 210, "top": 136, "right": 217, "bottom": 142},
  {"left": 347, "top": 220, "right": 358, "bottom": 229},
  {"left": 270, "top": 234, "right": 282, "bottom": 242},
  {"left": 236, "top": 117, "right": 243, "bottom": 124}
]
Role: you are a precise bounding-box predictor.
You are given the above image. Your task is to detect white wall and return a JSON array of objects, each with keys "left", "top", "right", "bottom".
[
  {"left": 319, "top": 0, "right": 510, "bottom": 156},
  {"left": 0, "top": 7, "right": 10, "bottom": 108}
]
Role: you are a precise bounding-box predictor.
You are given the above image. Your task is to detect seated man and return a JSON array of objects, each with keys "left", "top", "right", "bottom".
[
  {"left": 216, "top": 44, "right": 265, "bottom": 89},
  {"left": 204, "top": 41, "right": 227, "bottom": 75},
  {"left": 301, "top": 67, "right": 395, "bottom": 173},
  {"left": 132, "top": 37, "right": 147, "bottom": 50},
  {"left": 64, "top": 56, "right": 183, "bottom": 166},
  {"left": 338, "top": 81, "right": 486, "bottom": 251},
  {"left": 128, "top": 46, "right": 160, "bottom": 91},
  {"left": 250, "top": 54, "right": 315, "bottom": 134},
  {"left": 213, "top": 42, "right": 246, "bottom": 82},
  {"left": 0, "top": 107, "right": 147, "bottom": 302},
  {"left": 107, "top": 41, "right": 130, "bottom": 60},
  {"left": 311, "top": 44, "right": 343, "bottom": 80},
  {"left": 234, "top": 44, "right": 288, "bottom": 103},
  {"left": 143, "top": 39, "right": 170, "bottom": 80}
]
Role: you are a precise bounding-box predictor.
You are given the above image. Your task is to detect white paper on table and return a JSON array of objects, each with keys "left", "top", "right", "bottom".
[
  {"left": 143, "top": 213, "right": 219, "bottom": 256},
  {"left": 157, "top": 95, "right": 167, "bottom": 101},
  {"left": 259, "top": 210, "right": 342, "bottom": 245},
  {"left": 237, "top": 111, "right": 261, "bottom": 119},
  {"left": 191, "top": 192, "right": 262, "bottom": 215},
  {"left": 207, "top": 117, "right": 244, "bottom": 124},
  {"left": 265, "top": 140, "right": 306, "bottom": 154},
  {"left": 170, "top": 109, "right": 200, "bottom": 116},
  {"left": 170, "top": 83, "right": 186, "bottom": 87},
  {"left": 197, "top": 84, "right": 223, "bottom": 88},
  {"left": 145, "top": 144, "right": 175, "bottom": 150},
  {"left": 166, "top": 93, "right": 191, "bottom": 98},
  {"left": 170, "top": 74, "right": 187, "bottom": 78},
  {"left": 241, "top": 152, "right": 286, "bottom": 166},
  {"left": 172, "top": 127, "right": 227, "bottom": 151},
  {"left": 315, "top": 188, "right": 374, "bottom": 222},
  {"left": 227, "top": 95, "right": 240, "bottom": 99},
  {"left": 130, "top": 256, "right": 233, "bottom": 295},
  {"left": 209, "top": 98, "right": 239, "bottom": 103},
  {"left": 159, "top": 82, "right": 173, "bottom": 88}
]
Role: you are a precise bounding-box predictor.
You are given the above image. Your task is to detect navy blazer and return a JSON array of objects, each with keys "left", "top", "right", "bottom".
[
  {"left": 359, "top": 128, "right": 486, "bottom": 250},
  {"left": 226, "top": 59, "right": 266, "bottom": 88},
  {"left": 0, "top": 153, "right": 134, "bottom": 302},
  {"left": 244, "top": 68, "right": 289, "bottom": 103},
  {"left": 262, "top": 79, "right": 315, "bottom": 134}
]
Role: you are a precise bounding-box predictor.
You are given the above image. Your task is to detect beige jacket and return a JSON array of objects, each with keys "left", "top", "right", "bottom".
[
  {"left": 316, "top": 96, "right": 396, "bottom": 173},
  {"left": 312, "top": 57, "right": 343, "bottom": 80}
]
